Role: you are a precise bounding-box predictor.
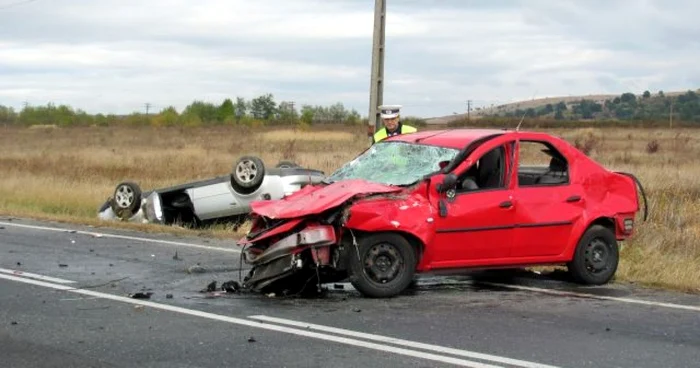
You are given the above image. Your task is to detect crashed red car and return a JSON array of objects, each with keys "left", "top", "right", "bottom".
[{"left": 236, "top": 128, "right": 647, "bottom": 298}]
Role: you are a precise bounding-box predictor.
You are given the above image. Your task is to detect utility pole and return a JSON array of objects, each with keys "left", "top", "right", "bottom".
[
  {"left": 368, "top": 0, "right": 386, "bottom": 139},
  {"left": 670, "top": 100, "right": 673, "bottom": 128},
  {"left": 467, "top": 100, "right": 472, "bottom": 120},
  {"left": 145, "top": 103, "right": 151, "bottom": 115}
]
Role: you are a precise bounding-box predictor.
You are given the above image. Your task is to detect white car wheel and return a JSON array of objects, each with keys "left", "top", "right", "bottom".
[
  {"left": 110, "top": 182, "right": 142, "bottom": 220},
  {"left": 232, "top": 156, "right": 265, "bottom": 191}
]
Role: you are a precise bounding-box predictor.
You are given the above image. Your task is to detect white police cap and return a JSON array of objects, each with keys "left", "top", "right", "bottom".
[{"left": 379, "top": 104, "right": 402, "bottom": 119}]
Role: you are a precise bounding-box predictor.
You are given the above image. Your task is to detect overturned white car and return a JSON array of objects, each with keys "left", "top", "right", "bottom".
[{"left": 98, "top": 156, "right": 326, "bottom": 229}]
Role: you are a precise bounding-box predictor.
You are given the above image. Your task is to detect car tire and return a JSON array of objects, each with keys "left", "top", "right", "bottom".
[
  {"left": 110, "top": 181, "right": 142, "bottom": 220},
  {"left": 567, "top": 225, "right": 619, "bottom": 285},
  {"left": 275, "top": 160, "right": 301, "bottom": 169},
  {"left": 347, "top": 232, "right": 417, "bottom": 298},
  {"left": 231, "top": 156, "right": 265, "bottom": 192}
]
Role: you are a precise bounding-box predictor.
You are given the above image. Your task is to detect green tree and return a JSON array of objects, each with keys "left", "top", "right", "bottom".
[
  {"left": 250, "top": 93, "right": 277, "bottom": 120},
  {"left": 235, "top": 97, "right": 247, "bottom": 120},
  {"left": 300, "top": 105, "right": 314, "bottom": 125},
  {"left": 218, "top": 98, "right": 235, "bottom": 122},
  {"left": 182, "top": 101, "right": 219, "bottom": 123},
  {"left": 0, "top": 105, "right": 17, "bottom": 125}
]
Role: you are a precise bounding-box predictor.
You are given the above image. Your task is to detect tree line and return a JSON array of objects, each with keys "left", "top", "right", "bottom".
[
  {"left": 488, "top": 89, "right": 700, "bottom": 123},
  {"left": 0, "top": 94, "right": 367, "bottom": 127}
]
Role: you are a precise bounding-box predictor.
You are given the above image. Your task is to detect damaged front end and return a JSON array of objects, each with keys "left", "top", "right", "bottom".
[{"left": 238, "top": 212, "right": 349, "bottom": 295}]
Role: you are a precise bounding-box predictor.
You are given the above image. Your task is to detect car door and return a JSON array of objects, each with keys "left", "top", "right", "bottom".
[
  {"left": 429, "top": 139, "right": 518, "bottom": 268},
  {"left": 190, "top": 179, "right": 241, "bottom": 220},
  {"left": 511, "top": 139, "right": 585, "bottom": 258}
]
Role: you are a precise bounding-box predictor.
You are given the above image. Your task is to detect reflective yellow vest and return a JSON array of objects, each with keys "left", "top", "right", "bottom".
[{"left": 373, "top": 124, "right": 417, "bottom": 143}]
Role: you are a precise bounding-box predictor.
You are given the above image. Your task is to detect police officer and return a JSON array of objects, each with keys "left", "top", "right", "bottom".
[{"left": 373, "top": 104, "right": 417, "bottom": 143}]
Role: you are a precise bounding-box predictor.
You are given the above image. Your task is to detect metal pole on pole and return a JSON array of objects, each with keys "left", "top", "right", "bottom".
[{"left": 368, "top": 0, "right": 386, "bottom": 142}]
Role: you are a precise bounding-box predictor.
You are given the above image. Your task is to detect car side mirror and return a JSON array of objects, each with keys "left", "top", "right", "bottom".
[{"left": 436, "top": 173, "right": 458, "bottom": 193}]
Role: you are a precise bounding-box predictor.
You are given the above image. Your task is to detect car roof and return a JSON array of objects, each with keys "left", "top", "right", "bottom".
[{"left": 384, "top": 128, "right": 508, "bottom": 149}]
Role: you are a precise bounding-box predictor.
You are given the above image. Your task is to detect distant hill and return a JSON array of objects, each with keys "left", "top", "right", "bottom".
[{"left": 425, "top": 89, "right": 698, "bottom": 125}]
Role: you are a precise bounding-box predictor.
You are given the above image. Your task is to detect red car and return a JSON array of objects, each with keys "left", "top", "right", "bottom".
[{"left": 237, "top": 128, "right": 647, "bottom": 298}]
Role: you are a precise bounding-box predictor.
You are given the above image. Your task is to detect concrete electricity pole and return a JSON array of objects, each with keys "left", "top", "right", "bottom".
[{"left": 368, "top": 0, "right": 386, "bottom": 139}]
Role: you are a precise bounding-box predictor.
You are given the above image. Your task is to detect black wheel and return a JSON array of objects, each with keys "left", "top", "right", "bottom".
[
  {"left": 110, "top": 181, "right": 142, "bottom": 220},
  {"left": 275, "top": 160, "right": 300, "bottom": 169},
  {"left": 347, "top": 233, "right": 417, "bottom": 298},
  {"left": 567, "top": 225, "right": 619, "bottom": 285},
  {"left": 231, "top": 156, "right": 265, "bottom": 192}
]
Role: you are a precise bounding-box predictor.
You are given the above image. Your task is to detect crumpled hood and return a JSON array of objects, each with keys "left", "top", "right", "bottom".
[{"left": 250, "top": 179, "right": 402, "bottom": 219}]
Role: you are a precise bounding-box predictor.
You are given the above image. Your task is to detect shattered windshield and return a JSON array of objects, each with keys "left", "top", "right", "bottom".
[{"left": 328, "top": 141, "right": 459, "bottom": 186}]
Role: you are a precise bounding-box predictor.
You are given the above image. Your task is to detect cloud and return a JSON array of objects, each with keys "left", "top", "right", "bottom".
[{"left": 0, "top": 0, "right": 698, "bottom": 117}]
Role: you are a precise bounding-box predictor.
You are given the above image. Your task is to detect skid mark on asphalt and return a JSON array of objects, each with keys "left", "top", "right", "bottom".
[
  {"left": 0, "top": 221, "right": 240, "bottom": 253},
  {"left": 0, "top": 271, "right": 558, "bottom": 368}
]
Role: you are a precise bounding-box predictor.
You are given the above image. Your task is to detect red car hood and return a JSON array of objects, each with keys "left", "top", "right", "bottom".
[{"left": 250, "top": 179, "right": 402, "bottom": 219}]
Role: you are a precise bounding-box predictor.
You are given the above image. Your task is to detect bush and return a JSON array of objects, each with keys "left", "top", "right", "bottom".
[{"left": 646, "top": 139, "right": 660, "bottom": 154}]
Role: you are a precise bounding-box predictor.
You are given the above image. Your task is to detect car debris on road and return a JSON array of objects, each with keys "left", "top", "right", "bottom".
[
  {"left": 236, "top": 128, "right": 648, "bottom": 298},
  {"left": 97, "top": 156, "right": 326, "bottom": 229}
]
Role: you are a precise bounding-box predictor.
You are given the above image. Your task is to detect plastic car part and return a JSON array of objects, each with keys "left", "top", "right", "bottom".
[
  {"left": 111, "top": 181, "right": 142, "bottom": 220},
  {"left": 232, "top": 155, "right": 265, "bottom": 193}
]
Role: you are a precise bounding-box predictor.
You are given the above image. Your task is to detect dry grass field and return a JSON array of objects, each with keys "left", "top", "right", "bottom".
[{"left": 1, "top": 124, "right": 699, "bottom": 293}]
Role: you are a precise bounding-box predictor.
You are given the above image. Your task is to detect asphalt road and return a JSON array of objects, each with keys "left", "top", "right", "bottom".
[{"left": 1, "top": 217, "right": 699, "bottom": 368}]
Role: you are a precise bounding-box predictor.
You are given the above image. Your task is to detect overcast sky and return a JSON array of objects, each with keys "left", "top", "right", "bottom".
[{"left": 1, "top": 0, "right": 698, "bottom": 118}]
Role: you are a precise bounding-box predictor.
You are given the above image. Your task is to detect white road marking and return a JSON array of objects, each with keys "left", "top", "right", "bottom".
[
  {"left": 4, "top": 221, "right": 698, "bottom": 314},
  {"left": 248, "top": 315, "right": 559, "bottom": 368},
  {"left": 479, "top": 282, "right": 700, "bottom": 312},
  {"left": 0, "top": 267, "right": 76, "bottom": 284},
  {"left": 0, "top": 221, "right": 240, "bottom": 253},
  {"left": 0, "top": 273, "right": 515, "bottom": 368}
]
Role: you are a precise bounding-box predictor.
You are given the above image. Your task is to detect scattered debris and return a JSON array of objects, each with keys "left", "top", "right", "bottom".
[
  {"left": 353, "top": 308, "right": 362, "bottom": 313},
  {"left": 109, "top": 264, "right": 113, "bottom": 267},
  {"left": 221, "top": 280, "right": 240, "bottom": 293},
  {"left": 133, "top": 305, "right": 145, "bottom": 311},
  {"left": 173, "top": 251, "right": 181, "bottom": 261},
  {"left": 70, "top": 240, "right": 76, "bottom": 244},
  {"left": 11, "top": 321, "right": 18, "bottom": 325},
  {"left": 16, "top": 262, "right": 21, "bottom": 266},
  {"left": 89, "top": 249, "right": 94, "bottom": 252},
  {"left": 69, "top": 230, "right": 77, "bottom": 234},
  {"left": 166, "top": 294, "right": 173, "bottom": 299},
  {"left": 129, "top": 292, "right": 153, "bottom": 299},
  {"left": 266, "top": 293, "right": 276, "bottom": 298},
  {"left": 0, "top": 226, "right": 5, "bottom": 230},
  {"left": 187, "top": 265, "right": 206, "bottom": 274},
  {"left": 248, "top": 336, "right": 256, "bottom": 343},
  {"left": 606, "top": 327, "right": 611, "bottom": 332},
  {"left": 92, "top": 233, "right": 103, "bottom": 238},
  {"left": 206, "top": 281, "right": 217, "bottom": 292},
  {"left": 58, "top": 264, "right": 68, "bottom": 268}
]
